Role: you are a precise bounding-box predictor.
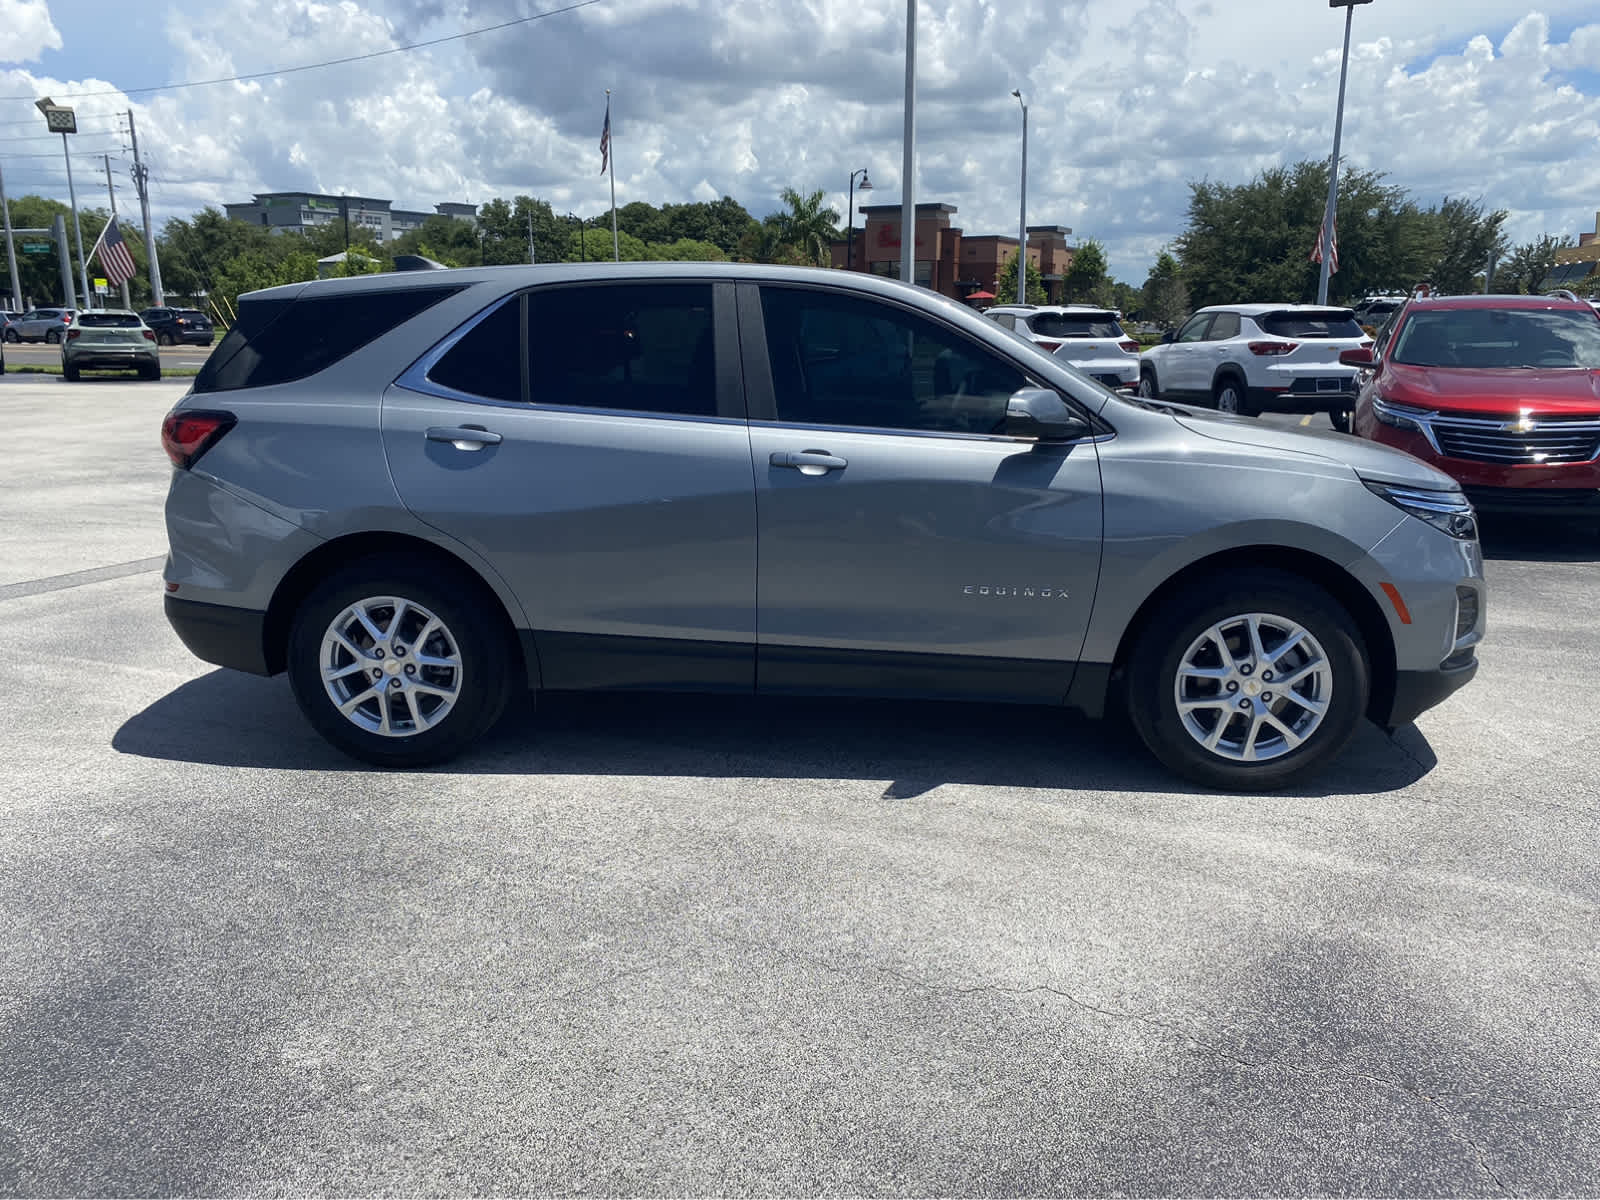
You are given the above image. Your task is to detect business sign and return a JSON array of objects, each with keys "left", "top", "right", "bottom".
[{"left": 94, "top": 278, "right": 109, "bottom": 295}]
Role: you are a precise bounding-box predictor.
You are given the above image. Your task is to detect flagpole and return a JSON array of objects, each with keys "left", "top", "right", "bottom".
[
  {"left": 1317, "top": 1, "right": 1355, "bottom": 306},
  {"left": 103, "top": 154, "right": 131, "bottom": 310},
  {"left": 606, "top": 89, "right": 619, "bottom": 262}
]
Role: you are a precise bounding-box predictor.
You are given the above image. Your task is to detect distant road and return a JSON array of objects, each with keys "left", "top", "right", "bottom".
[{"left": 3, "top": 343, "right": 214, "bottom": 370}]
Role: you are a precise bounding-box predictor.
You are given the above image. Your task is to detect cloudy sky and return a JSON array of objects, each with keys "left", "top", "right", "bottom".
[{"left": 2, "top": 0, "right": 1598, "bottom": 281}]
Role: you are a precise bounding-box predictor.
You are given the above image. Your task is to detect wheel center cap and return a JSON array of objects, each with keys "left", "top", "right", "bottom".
[
  {"left": 384, "top": 658, "right": 401, "bottom": 676},
  {"left": 1243, "top": 679, "right": 1262, "bottom": 697}
]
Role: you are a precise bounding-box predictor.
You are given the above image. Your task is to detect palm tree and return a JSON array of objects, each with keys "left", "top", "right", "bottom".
[{"left": 775, "top": 188, "right": 841, "bottom": 267}]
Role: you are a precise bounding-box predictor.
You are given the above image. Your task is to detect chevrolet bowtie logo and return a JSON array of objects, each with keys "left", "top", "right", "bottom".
[{"left": 1502, "top": 416, "right": 1538, "bottom": 434}]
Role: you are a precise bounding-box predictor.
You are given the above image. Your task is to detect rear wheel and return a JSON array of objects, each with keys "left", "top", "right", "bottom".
[
  {"left": 139, "top": 363, "right": 161, "bottom": 381},
  {"left": 157, "top": 331, "right": 175, "bottom": 347},
  {"left": 45, "top": 330, "right": 61, "bottom": 345},
  {"left": 62, "top": 363, "right": 79, "bottom": 382},
  {"left": 1126, "top": 570, "right": 1368, "bottom": 791},
  {"left": 286, "top": 557, "right": 516, "bottom": 767},
  {"left": 2, "top": 329, "right": 17, "bottom": 343},
  {"left": 1214, "top": 376, "right": 1252, "bottom": 416}
]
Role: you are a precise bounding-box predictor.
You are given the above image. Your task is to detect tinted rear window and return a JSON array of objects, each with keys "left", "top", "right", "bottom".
[
  {"left": 193, "top": 286, "right": 461, "bottom": 394},
  {"left": 1030, "top": 312, "right": 1123, "bottom": 338},
  {"left": 79, "top": 314, "right": 141, "bottom": 327},
  {"left": 1256, "top": 310, "right": 1363, "bottom": 338},
  {"left": 178, "top": 310, "right": 210, "bottom": 320}
]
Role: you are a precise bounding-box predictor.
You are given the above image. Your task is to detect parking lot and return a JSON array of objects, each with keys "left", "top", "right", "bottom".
[{"left": 2, "top": 374, "right": 1596, "bottom": 1194}]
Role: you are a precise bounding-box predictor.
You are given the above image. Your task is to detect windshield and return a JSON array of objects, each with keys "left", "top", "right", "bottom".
[
  {"left": 78, "top": 313, "right": 142, "bottom": 328},
  {"left": 1391, "top": 308, "right": 1600, "bottom": 369},
  {"left": 1030, "top": 313, "right": 1123, "bottom": 339},
  {"left": 1257, "top": 310, "right": 1363, "bottom": 339}
]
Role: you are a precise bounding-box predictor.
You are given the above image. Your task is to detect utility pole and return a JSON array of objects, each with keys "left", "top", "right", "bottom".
[
  {"left": 527, "top": 210, "right": 536, "bottom": 264},
  {"left": 126, "top": 110, "right": 163, "bottom": 306},
  {"left": 103, "top": 154, "right": 131, "bottom": 310},
  {"left": 0, "top": 160, "right": 21, "bottom": 311},
  {"left": 1012, "top": 90, "right": 1028, "bottom": 305},
  {"left": 52, "top": 213, "right": 76, "bottom": 310}
]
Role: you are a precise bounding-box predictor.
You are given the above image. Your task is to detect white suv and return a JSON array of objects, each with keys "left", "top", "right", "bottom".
[
  {"left": 1138, "top": 304, "right": 1371, "bottom": 428},
  {"left": 986, "top": 305, "right": 1141, "bottom": 388}
]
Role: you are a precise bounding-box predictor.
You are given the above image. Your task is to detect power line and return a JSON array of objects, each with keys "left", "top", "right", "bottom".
[{"left": 0, "top": 0, "right": 606, "bottom": 102}]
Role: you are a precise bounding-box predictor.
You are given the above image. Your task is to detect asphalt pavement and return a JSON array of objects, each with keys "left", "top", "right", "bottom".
[{"left": 1, "top": 375, "right": 1597, "bottom": 1195}]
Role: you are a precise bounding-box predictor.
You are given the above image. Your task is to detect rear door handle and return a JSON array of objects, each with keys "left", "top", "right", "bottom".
[
  {"left": 770, "top": 449, "right": 847, "bottom": 475},
  {"left": 426, "top": 425, "right": 503, "bottom": 451}
]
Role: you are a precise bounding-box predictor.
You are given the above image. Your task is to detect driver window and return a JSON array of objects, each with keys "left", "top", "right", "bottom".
[
  {"left": 759, "top": 287, "right": 1027, "bottom": 435},
  {"left": 1176, "top": 314, "right": 1212, "bottom": 343}
]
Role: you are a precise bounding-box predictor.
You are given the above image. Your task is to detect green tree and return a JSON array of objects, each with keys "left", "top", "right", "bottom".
[
  {"left": 996, "top": 253, "right": 1047, "bottom": 305},
  {"left": 1062, "top": 238, "right": 1109, "bottom": 303},
  {"left": 1141, "top": 251, "right": 1190, "bottom": 328},
  {"left": 391, "top": 214, "right": 482, "bottom": 266},
  {"left": 4, "top": 195, "right": 127, "bottom": 308},
  {"left": 773, "top": 188, "right": 840, "bottom": 267},
  {"left": 643, "top": 238, "right": 728, "bottom": 262},
  {"left": 1425, "top": 195, "right": 1509, "bottom": 296},
  {"left": 1490, "top": 233, "right": 1573, "bottom": 294}
]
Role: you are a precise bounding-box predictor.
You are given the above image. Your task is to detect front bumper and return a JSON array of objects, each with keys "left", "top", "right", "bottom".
[
  {"left": 165, "top": 595, "right": 272, "bottom": 676},
  {"left": 1385, "top": 658, "right": 1478, "bottom": 729}
]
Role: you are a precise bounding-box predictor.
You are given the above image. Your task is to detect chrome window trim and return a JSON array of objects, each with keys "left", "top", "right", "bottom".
[{"left": 748, "top": 417, "right": 1113, "bottom": 447}]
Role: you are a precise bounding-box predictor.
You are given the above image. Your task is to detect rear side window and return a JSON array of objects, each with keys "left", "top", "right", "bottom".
[
  {"left": 192, "top": 286, "right": 461, "bottom": 394},
  {"left": 1031, "top": 312, "right": 1123, "bottom": 339},
  {"left": 427, "top": 299, "right": 522, "bottom": 402},
  {"left": 78, "top": 313, "right": 141, "bottom": 327},
  {"left": 1206, "top": 312, "right": 1241, "bottom": 340},
  {"left": 1256, "top": 310, "right": 1363, "bottom": 339},
  {"left": 525, "top": 284, "right": 716, "bottom": 417}
]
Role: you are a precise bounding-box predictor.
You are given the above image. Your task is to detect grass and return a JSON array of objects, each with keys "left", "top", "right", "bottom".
[{"left": 3, "top": 364, "right": 199, "bottom": 378}]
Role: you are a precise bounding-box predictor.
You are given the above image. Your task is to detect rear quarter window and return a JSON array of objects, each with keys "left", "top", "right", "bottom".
[{"left": 193, "top": 286, "right": 462, "bottom": 394}]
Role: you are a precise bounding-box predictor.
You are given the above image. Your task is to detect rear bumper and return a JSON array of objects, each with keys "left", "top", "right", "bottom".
[
  {"left": 1250, "top": 387, "right": 1358, "bottom": 415},
  {"left": 165, "top": 595, "right": 273, "bottom": 676},
  {"left": 173, "top": 332, "right": 214, "bottom": 345},
  {"left": 1384, "top": 658, "right": 1478, "bottom": 729}
]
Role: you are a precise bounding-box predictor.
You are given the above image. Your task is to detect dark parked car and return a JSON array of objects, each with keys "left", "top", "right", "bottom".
[{"left": 140, "top": 307, "right": 215, "bottom": 346}]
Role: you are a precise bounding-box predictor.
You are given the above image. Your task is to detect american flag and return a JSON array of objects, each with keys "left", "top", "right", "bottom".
[
  {"left": 92, "top": 216, "right": 138, "bottom": 287},
  {"left": 599, "top": 96, "right": 611, "bottom": 176},
  {"left": 1310, "top": 209, "right": 1339, "bottom": 274}
]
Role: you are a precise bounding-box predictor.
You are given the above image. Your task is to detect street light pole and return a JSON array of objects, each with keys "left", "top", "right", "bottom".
[
  {"left": 1317, "top": 0, "right": 1371, "bottom": 306},
  {"left": 900, "top": 0, "right": 916, "bottom": 286},
  {"left": 846, "top": 168, "right": 872, "bottom": 271},
  {"left": 1012, "top": 89, "right": 1028, "bottom": 305}
]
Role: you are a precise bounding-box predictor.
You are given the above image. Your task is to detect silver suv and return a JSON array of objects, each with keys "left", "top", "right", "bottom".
[{"left": 161, "top": 265, "right": 1485, "bottom": 791}]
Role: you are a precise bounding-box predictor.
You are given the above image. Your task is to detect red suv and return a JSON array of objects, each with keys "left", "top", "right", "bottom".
[{"left": 1344, "top": 294, "right": 1600, "bottom": 515}]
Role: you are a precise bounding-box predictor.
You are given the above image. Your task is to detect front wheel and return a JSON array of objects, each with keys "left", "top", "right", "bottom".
[
  {"left": 1137, "top": 369, "right": 1160, "bottom": 400},
  {"left": 1330, "top": 409, "right": 1353, "bottom": 434},
  {"left": 286, "top": 558, "right": 517, "bottom": 767},
  {"left": 1126, "top": 570, "right": 1368, "bottom": 791}
]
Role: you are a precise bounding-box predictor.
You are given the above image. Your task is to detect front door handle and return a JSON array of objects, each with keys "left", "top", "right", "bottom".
[
  {"left": 426, "top": 425, "right": 503, "bottom": 451},
  {"left": 770, "top": 449, "right": 847, "bottom": 476}
]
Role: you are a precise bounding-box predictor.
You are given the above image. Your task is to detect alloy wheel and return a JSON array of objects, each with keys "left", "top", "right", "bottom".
[
  {"left": 319, "top": 595, "right": 464, "bottom": 737},
  {"left": 1173, "top": 612, "right": 1332, "bottom": 762}
]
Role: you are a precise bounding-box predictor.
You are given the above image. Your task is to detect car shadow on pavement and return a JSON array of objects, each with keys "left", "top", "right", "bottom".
[
  {"left": 1479, "top": 515, "right": 1600, "bottom": 562},
  {"left": 113, "top": 669, "right": 1438, "bottom": 800}
]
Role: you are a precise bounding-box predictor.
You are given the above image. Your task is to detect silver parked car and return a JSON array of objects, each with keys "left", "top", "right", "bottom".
[
  {"left": 62, "top": 310, "right": 162, "bottom": 380},
  {"left": 161, "top": 265, "right": 1486, "bottom": 791},
  {"left": 4, "top": 307, "right": 75, "bottom": 344}
]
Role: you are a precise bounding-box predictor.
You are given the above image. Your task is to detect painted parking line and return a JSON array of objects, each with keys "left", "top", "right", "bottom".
[{"left": 1300, "top": 415, "right": 1313, "bottom": 426}]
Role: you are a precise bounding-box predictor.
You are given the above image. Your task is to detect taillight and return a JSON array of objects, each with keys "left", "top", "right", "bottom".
[
  {"left": 162, "top": 409, "right": 236, "bottom": 469},
  {"left": 66, "top": 329, "right": 80, "bottom": 341},
  {"left": 1118, "top": 340, "right": 1140, "bottom": 353},
  {"left": 1247, "top": 341, "right": 1299, "bottom": 356},
  {"left": 143, "top": 330, "right": 156, "bottom": 342},
  {"left": 1036, "top": 339, "right": 1062, "bottom": 352}
]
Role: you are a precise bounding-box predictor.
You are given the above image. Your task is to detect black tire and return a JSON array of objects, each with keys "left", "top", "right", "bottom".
[
  {"left": 158, "top": 331, "right": 175, "bottom": 347},
  {"left": 45, "top": 330, "right": 61, "bottom": 345},
  {"left": 140, "top": 364, "right": 161, "bottom": 381},
  {"left": 1126, "top": 569, "right": 1369, "bottom": 792},
  {"left": 62, "top": 363, "right": 79, "bottom": 382},
  {"left": 1330, "top": 409, "right": 1353, "bottom": 434},
  {"left": 286, "top": 557, "right": 517, "bottom": 768},
  {"left": 1137, "top": 367, "right": 1160, "bottom": 400},
  {"left": 2, "top": 329, "right": 17, "bottom": 343},
  {"left": 1213, "top": 375, "right": 1253, "bottom": 417}
]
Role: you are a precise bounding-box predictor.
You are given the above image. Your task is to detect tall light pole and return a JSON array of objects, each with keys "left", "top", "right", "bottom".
[
  {"left": 900, "top": 0, "right": 916, "bottom": 285},
  {"left": 1317, "top": 0, "right": 1372, "bottom": 306},
  {"left": 1012, "top": 89, "right": 1028, "bottom": 305},
  {"left": 846, "top": 168, "right": 872, "bottom": 270},
  {"left": 36, "top": 98, "right": 93, "bottom": 310}
]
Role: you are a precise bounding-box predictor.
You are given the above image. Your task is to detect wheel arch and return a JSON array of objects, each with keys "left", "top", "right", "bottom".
[
  {"left": 262, "top": 531, "right": 536, "bottom": 688},
  {"left": 1104, "top": 545, "right": 1396, "bottom": 725},
  {"left": 1210, "top": 363, "right": 1248, "bottom": 395}
]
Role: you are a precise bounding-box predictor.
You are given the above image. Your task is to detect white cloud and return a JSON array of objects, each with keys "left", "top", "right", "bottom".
[
  {"left": 0, "top": 0, "right": 60, "bottom": 62},
  {"left": 2, "top": 0, "right": 1597, "bottom": 284}
]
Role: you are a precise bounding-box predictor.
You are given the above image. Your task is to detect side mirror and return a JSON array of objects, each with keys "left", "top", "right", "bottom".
[
  {"left": 1005, "top": 388, "right": 1091, "bottom": 442},
  {"left": 1161, "top": 330, "right": 1177, "bottom": 344},
  {"left": 1339, "top": 346, "right": 1376, "bottom": 368}
]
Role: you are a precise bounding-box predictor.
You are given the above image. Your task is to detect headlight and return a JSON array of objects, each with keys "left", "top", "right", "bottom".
[
  {"left": 1364, "top": 480, "right": 1478, "bottom": 540},
  {"left": 1372, "top": 396, "right": 1431, "bottom": 433}
]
